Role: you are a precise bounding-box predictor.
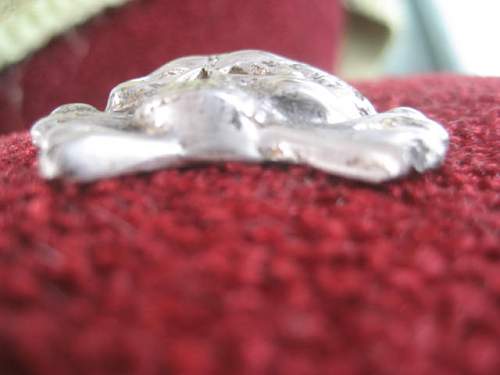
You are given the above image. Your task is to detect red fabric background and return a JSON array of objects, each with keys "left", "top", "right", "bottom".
[
  {"left": 0, "top": 75, "right": 499, "bottom": 374},
  {"left": 0, "top": 0, "right": 344, "bottom": 134},
  {"left": 1, "top": 1, "right": 500, "bottom": 374}
]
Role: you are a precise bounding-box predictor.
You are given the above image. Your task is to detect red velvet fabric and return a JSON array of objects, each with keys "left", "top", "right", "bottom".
[
  {"left": 0, "top": 0, "right": 344, "bottom": 134},
  {"left": 0, "top": 75, "right": 499, "bottom": 374}
]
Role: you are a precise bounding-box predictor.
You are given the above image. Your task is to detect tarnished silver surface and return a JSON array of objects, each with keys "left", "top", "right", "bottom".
[{"left": 31, "top": 50, "right": 449, "bottom": 182}]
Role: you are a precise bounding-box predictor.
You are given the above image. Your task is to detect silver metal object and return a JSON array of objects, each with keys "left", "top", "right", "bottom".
[{"left": 31, "top": 50, "right": 449, "bottom": 183}]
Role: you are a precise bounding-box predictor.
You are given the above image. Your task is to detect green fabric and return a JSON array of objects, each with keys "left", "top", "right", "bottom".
[{"left": 0, "top": 0, "right": 128, "bottom": 70}]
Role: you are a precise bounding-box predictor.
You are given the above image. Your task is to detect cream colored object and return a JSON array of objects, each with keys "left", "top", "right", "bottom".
[
  {"left": 339, "top": 0, "right": 403, "bottom": 79},
  {"left": 0, "top": 0, "right": 128, "bottom": 70}
]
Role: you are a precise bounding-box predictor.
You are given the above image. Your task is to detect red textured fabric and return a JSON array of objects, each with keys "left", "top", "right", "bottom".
[
  {"left": 0, "top": 75, "right": 499, "bottom": 374},
  {"left": 0, "top": 0, "right": 344, "bottom": 135}
]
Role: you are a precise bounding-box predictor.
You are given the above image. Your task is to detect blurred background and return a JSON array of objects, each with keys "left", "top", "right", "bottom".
[
  {"left": 1, "top": 0, "right": 498, "bottom": 78},
  {"left": 339, "top": 0, "right": 500, "bottom": 79}
]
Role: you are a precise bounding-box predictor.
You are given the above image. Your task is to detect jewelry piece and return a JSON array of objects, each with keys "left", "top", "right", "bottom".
[{"left": 31, "top": 50, "right": 449, "bottom": 183}]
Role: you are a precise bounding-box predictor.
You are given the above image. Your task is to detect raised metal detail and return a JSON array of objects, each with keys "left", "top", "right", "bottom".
[{"left": 31, "top": 50, "right": 449, "bottom": 182}]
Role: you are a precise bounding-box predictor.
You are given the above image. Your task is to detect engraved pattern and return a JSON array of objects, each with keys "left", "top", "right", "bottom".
[{"left": 31, "top": 50, "right": 449, "bottom": 182}]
